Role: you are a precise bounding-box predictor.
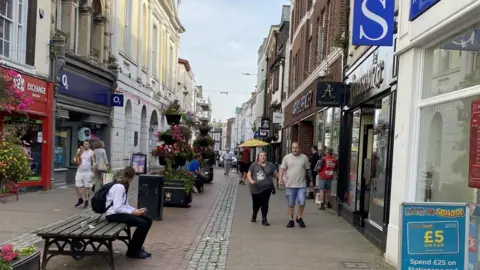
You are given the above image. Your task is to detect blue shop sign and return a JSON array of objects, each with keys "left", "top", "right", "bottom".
[
  {"left": 316, "top": 82, "right": 346, "bottom": 107},
  {"left": 399, "top": 202, "right": 468, "bottom": 270},
  {"left": 352, "top": 0, "right": 394, "bottom": 46},
  {"left": 409, "top": 0, "right": 441, "bottom": 21},
  {"left": 58, "top": 71, "right": 112, "bottom": 106}
]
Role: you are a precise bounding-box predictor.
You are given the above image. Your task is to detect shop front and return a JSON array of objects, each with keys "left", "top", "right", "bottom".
[
  {"left": 0, "top": 67, "right": 54, "bottom": 189},
  {"left": 55, "top": 64, "right": 115, "bottom": 186},
  {"left": 338, "top": 43, "right": 398, "bottom": 252}
]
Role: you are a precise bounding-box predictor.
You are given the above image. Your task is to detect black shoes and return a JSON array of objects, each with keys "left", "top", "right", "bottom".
[
  {"left": 262, "top": 218, "right": 270, "bottom": 226},
  {"left": 84, "top": 200, "right": 89, "bottom": 209},
  {"left": 126, "top": 250, "right": 149, "bottom": 259},
  {"left": 327, "top": 202, "right": 332, "bottom": 208},
  {"left": 296, "top": 217, "right": 306, "bottom": 228},
  {"left": 286, "top": 220, "right": 294, "bottom": 228},
  {"left": 307, "top": 192, "right": 315, "bottom": 199},
  {"left": 320, "top": 202, "right": 332, "bottom": 210},
  {"left": 75, "top": 198, "right": 84, "bottom": 208},
  {"left": 251, "top": 215, "right": 257, "bottom": 223}
]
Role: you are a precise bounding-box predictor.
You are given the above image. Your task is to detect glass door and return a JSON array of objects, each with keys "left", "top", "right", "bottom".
[{"left": 346, "top": 110, "right": 361, "bottom": 210}]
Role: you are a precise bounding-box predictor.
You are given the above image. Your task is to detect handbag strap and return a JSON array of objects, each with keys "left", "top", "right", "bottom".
[{"left": 259, "top": 163, "right": 275, "bottom": 188}]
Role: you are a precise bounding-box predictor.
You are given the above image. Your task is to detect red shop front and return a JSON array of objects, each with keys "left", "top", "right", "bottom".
[{"left": 0, "top": 67, "right": 54, "bottom": 190}]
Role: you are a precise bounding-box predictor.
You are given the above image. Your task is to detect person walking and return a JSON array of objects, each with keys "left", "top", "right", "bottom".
[
  {"left": 247, "top": 151, "right": 277, "bottom": 226},
  {"left": 105, "top": 166, "right": 152, "bottom": 259},
  {"left": 316, "top": 147, "right": 338, "bottom": 210},
  {"left": 74, "top": 140, "right": 95, "bottom": 208},
  {"left": 92, "top": 140, "right": 109, "bottom": 192},
  {"left": 308, "top": 146, "right": 320, "bottom": 200},
  {"left": 279, "top": 142, "right": 313, "bottom": 228},
  {"left": 239, "top": 147, "right": 251, "bottom": 185},
  {"left": 222, "top": 149, "right": 233, "bottom": 176}
]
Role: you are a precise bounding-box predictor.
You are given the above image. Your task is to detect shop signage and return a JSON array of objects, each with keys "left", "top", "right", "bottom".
[
  {"left": 111, "top": 94, "right": 124, "bottom": 107},
  {"left": 399, "top": 202, "right": 468, "bottom": 270},
  {"left": 440, "top": 29, "right": 480, "bottom": 52},
  {"left": 348, "top": 60, "right": 385, "bottom": 106},
  {"left": 131, "top": 153, "right": 147, "bottom": 175},
  {"left": 352, "top": 0, "right": 394, "bottom": 46},
  {"left": 468, "top": 99, "right": 480, "bottom": 188},
  {"left": 272, "top": 112, "right": 283, "bottom": 124},
  {"left": 292, "top": 90, "right": 313, "bottom": 116},
  {"left": 316, "top": 82, "right": 346, "bottom": 107},
  {"left": 58, "top": 70, "right": 112, "bottom": 106},
  {"left": 409, "top": 0, "right": 441, "bottom": 21}
]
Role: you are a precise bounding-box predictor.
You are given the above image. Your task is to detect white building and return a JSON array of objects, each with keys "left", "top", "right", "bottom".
[
  {"left": 386, "top": 0, "right": 480, "bottom": 268},
  {"left": 177, "top": 58, "right": 195, "bottom": 112},
  {"left": 109, "top": 0, "right": 184, "bottom": 169},
  {"left": 253, "top": 39, "right": 268, "bottom": 125}
]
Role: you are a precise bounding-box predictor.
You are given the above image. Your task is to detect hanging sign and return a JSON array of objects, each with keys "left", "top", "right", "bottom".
[
  {"left": 399, "top": 202, "right": 468, "bottom": 270},
  {"left": 409, "top": 0, "right": 441, "bottom": 21},
  {"left": 316, "top": 82, "right": 346, "bottom": 107},
  {"left": 131, "top": 153, "right": 147, "bottom": 175},
  {"left": 352, "top": 0, "right": 394, "bottom": 46}
]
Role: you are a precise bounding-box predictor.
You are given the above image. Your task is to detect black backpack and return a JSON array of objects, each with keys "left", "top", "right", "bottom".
[{"left": 91, "top": 182, "right": 119, "bottom": 222}]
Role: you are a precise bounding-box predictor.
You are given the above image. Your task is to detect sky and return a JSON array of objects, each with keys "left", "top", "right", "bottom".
[{"left": 178, "top": 0, "right": 290, "bottom": 121}]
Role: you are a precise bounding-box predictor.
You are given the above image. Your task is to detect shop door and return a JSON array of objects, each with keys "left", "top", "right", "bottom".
[{"left": 356, "top": 124, "right": 374, "bottom": 227}]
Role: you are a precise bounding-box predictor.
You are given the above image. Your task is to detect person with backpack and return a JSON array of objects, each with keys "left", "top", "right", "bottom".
[{"left": 93, "top": 166, "right": 152, "bottom": 259}]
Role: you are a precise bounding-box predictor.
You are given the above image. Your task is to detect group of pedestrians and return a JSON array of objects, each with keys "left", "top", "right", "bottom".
[{"left": 239, "top": 142, "right": 337, "bottom": 228}]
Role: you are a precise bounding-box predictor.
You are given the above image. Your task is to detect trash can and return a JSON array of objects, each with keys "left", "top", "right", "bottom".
[{"left": 137, "top": 174, "right": 164, "bottom": 221}]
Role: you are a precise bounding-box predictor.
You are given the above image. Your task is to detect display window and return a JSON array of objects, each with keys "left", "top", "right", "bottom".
[{"left": 347, "top": 110, "right": 361, "bottom": 209}]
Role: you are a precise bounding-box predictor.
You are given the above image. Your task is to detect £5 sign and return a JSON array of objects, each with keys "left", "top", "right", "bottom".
[{"left": 352, "top": 0, "right": 394, "bottom": 46}]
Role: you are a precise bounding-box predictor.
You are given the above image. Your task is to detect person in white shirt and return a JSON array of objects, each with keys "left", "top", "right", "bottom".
[
  {"left": 105, "top": 166, "right": 152, "bottom": 259},
  {"left": 74, "top": 140, "right": 95, "bottom": 208},
  {"left": 222, "top": 150, "right": 233, "bottom": 176}
]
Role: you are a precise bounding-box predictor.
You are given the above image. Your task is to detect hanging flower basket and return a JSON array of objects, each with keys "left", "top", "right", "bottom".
[
  {"left": 165, "top": 114, "right": 182, "bottom": 125},
  {"left": 160, "top": 134, "right": 174, "bottom": 145},
  {"left": 174, "top": 156, "right": 186, "bottom": 167}
]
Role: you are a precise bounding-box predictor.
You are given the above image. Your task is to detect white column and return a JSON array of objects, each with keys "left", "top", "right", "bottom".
[
  {"left": 158, "top": 21, "right": 164, "bottom": 84},
  {"left": 137, "top": 0, "right": 143, "bottom": 76},
  {"left": 147, "top": 1, "right": 153, "bottom": 80}
]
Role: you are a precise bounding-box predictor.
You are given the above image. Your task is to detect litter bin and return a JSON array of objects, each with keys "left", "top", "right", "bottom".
[{"left": 137, "top": 174, "right": 164, "bottom": 221}]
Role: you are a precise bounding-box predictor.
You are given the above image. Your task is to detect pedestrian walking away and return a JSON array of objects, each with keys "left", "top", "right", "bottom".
[
  {"left": 279, "top": 142, "right": 313, "bottom": 228},
  {"left": 308, "top": 146, "right": 320, "bottom": 200},
  {"left": 92, "top": 140, "right": 109, "bottom": 192},
  {"left": 315, "top": 147, "right": 338, "bottom": 210},
  {"left": 222, "top": 149, "right": 233, "bottom": 176},
  {"left": 239, "top": 147, "right": 251, "bottom": 185},
  {"left": 247, "top": 151, "right": 277, "bottom": 226},
  {"left": 104, "top": 166, "right": 153, "bottom": 259},
  {"left": 73, "top": 140, "right": 95, "bottom": 208}
]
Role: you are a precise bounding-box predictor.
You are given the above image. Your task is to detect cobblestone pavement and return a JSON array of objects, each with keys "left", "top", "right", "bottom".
[
  {"left": 185, "top": 173, "right": 239, "bottom": 270},
  {"left": 35, "top": 170, "right": 231, "bottom": 270},
  {"left": 226, "top": 184, "right": 394, "bottom": 270}
]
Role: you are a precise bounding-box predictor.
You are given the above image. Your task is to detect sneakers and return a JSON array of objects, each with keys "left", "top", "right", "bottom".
[
  {"left": 296, "top": 217, "right": 306, "bottom": 228},
  {"left": 315, "top": 200, "right": 321, "bottom": 205},
  {"left": 286, "top": 220, "right": 294, "bottom": 228},
  {"left": 75, "top": 198, "right": 84, "bottom": 208},
  {"left": 192, "top": 186, "right": 199, "bottom": 193},
  {"left": 262, "top": 218, "right": 270, "bottom": 226},
  {"left": 251, "top": 215, "right": 257, "bottom": 223},
  {"left": 84, "top": 200, "right": 89, "bottom": 209},
  {"left": 319, "top": 203, "right": 326, "bottom": 210}
]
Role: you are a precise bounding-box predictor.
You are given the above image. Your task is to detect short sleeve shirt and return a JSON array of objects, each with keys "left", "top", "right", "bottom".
[
  {"left": 280, "top": 153, "right": 310, "bottom": 188},
  {"left": 189, "top": 159, "right": 199, "bottom": 173},
  {"left": 249, "top": 162, "right": 277, "bottom": 194}
]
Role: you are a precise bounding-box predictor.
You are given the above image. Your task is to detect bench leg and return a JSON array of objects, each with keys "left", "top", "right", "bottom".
[
  {"left": 106, "top": 240, "right": 116, "bottom": 270},
  {"left": 41, "top": 238, "right": 50, "bottom": 270}
]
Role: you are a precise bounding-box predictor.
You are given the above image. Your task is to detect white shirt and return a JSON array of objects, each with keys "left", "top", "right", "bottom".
[
  {"left": 222, "top": 152, "right": 232, "bottom": 161},
  {"left": 78, "top": 149, "right": 94, "bottom": 173},
  {"left": 105, "top": 184, "right": 135, "bottom": 216}
]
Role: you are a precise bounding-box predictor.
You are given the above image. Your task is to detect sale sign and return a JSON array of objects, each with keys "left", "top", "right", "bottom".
[{"left": 399, "top": 203, "right": 468, "bottom": 270}]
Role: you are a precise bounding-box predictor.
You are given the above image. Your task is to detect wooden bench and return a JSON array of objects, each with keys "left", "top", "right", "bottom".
[{"left": 35, "top": 213, "right": 131, "bottom": 270}]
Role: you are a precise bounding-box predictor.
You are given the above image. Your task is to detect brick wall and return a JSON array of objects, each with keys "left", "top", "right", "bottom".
[{"left": 298, "top": 121, "right": 314, "bottom": 155}]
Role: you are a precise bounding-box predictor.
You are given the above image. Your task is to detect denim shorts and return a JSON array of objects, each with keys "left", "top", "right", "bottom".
[
  {"left": 316, "top": 178, "right": 331, "bottom": 191},
  {"left": 285, "top": 187, "right": 306, "bottom": 207}
]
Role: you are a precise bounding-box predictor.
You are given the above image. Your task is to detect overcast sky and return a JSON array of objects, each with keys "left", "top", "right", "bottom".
[{"left": 178, "top": 0, "right": 290, "bottom": 121}]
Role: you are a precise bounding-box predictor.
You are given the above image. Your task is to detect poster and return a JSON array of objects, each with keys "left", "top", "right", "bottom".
[
  {"left": 131, "top": 153, "right": 147, "bottom": 175},
  {"left": 469, "top": 99, "right": 480, "bottom": 188},
  {"left": 399, "top": 202, "right": 468, "bottom": 270}
]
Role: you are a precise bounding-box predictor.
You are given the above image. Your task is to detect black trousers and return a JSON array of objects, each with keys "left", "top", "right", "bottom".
[
  {"left": 251, "top": 188, "right": 272, "bottom": 219},
  {"left": 106, "top": 214, "right": 152, "bottom": 253}
]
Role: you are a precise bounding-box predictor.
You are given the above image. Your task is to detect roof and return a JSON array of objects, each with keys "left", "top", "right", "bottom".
[{"left": 178, "top": 58, "right": 191, "bottom": 71}]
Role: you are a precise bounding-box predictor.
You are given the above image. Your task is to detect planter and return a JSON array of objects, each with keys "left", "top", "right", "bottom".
[
  {"left": 10, "top": 250, "right": 41, "bottom": 270},
  {"left": 160, "top": 134, "right": 174, "bottom": 145},
  {"left": 165, "top": 114, "right": 181, "bottom": 125},
  {"left": 174, "top": 156, "right": 186, "bottom": 167},
  {"left": 163, "top": 179, "right": 192, "bottom": 207}
]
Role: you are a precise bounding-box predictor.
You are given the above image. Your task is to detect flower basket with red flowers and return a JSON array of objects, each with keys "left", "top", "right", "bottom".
[{"left": 0, "top": 244, "right": 39, "bottom": 270}]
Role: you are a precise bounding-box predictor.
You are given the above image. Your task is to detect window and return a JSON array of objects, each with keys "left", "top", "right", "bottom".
[
  {"left": 16, "top": 0, "right": 23, "bottom": 60},
  {"left": 168, "top": 46, "right": 173, "bottom": 89},
  {"left": 0, "top": 1, "right": 13, "bottom": 58},
  {"left": 152, "top": 24, "right": 158, "bottom": 76},
  {"left": 317, "top": 14, "right": 325, "bottom": 65},
  {"left": 292, "top": 55, "right": 297, "bottom": 89},
  {"left": 73, "top": 4, "right": 79, "bottom": 54},
  {"left": 55, "top": 0, "right": 62, "bottom": 30},
  {"left": 123, "top": 0, "right": 131, "bottom": 55},
  {"left": 307, "top": 38, "right": 312, "bottom": 73},
  {"left": 0, "top": 0, "right": 26, "bottom": 61},
  {"left": 347, "top": 110, "right": 361, "bottom": 209}
]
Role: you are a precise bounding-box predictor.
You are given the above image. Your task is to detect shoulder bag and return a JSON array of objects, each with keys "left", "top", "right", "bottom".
[{"left": 259, "top": 163, "right": 276, "bottom": 195}]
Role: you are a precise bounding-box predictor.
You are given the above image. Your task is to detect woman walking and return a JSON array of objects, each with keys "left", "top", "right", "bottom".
[
  {"left": 92, "top": 140, "right": 109, "bottom": 191},
  {"left": 105, "top": 166, "right": 152, "bottom": 259},
  {"left": 247, "top": 151, "right": 277, "bottom": 226}
]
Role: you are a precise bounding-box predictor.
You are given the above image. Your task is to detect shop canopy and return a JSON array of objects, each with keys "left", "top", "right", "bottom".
[{"left": 239, "top": 139, "right": 269, "bottom": 148}]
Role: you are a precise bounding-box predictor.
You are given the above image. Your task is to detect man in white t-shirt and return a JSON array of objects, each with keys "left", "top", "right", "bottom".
[
  {"left": 222, "top": 150, "right": 233, "bottom": 176},
  {"left": 74, "top": 140, "right": 95, "bottom": 208}
]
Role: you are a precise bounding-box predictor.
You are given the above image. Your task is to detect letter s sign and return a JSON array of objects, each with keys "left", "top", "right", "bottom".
[{"left": 352, "top": 0, "right": 394, "bottom": 46}]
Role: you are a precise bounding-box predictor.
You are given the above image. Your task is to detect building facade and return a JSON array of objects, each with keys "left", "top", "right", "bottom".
[
  {"left": 109, "top": 0, "right": 184, "bottom": 169},
  {"left": 385, "top": 0, "right": 480, "bottom": 267},
  {"left": 177, "top": 58, "right": 195, "bottom": 112},
  {"left": 226, "top": 117, "right": 234, "bottom": 150}
]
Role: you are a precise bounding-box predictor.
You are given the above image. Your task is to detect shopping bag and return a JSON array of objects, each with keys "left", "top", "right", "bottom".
[{"left": 103, "top": 173, "right": 114, "bottom": 184}]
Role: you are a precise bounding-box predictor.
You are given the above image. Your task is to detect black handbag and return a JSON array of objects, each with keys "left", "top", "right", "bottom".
[{"left": 259, "top": 164, "right": 276, "bottom": 195}]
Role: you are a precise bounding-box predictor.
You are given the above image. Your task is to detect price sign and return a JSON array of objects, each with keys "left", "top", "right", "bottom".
[{"left": 399, "top": 203, "right": 468, "bottom": 270}]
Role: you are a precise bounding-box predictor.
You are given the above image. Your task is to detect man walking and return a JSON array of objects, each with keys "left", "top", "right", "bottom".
[
  {"left": 316, "top": 148, "right": 338, "bottom": 210},
  {"left": 239, "top": 147, "right": 251, "bottom": 185},
  {"left": 222, "top": 149, "right": 233, "bottom": 176},
  {"left": 279, "top": 142, "right": 313, "bottom": 228},
  {"left": 74, "top": 140, "right": 95, "bottom": 208},
  {"left": 308, "top": 146, "right": 320, "bottom": 200}
]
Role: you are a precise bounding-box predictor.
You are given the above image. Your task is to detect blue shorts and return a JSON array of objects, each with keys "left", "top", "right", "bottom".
[
  {"left": 316, "top": 178, "right": 332, "bottom": 191},
  {"left": 285, "top": 187, "right": 306, "bottom": 207}
]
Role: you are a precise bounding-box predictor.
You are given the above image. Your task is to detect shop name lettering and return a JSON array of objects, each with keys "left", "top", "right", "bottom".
[
  {"left": 405, "top": 207, "right": 465, "bottom": 217},
  {"left": 292, "top": 91, "right": 312, "bottom": 116},
  {"left": 10, "top": 73, "right": 46, "bottom": 97},
  {"left": 349, "top": 61, "right": 385, "bottom": 103}
]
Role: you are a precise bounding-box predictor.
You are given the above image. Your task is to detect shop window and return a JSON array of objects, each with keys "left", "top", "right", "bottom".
[
  {"left": 316, "top": 110, "right": 325, "bottom": 150},
  {"left": 3, "top": 117, "right": 43, "bottom": 181},
  {"left": 423, "top": 23, "right": 480, "bottom": 99},
  {"left": 347, "top": 110, "right": 361, "bottom": 209},
  {"left": 324, "top": 108, "right": 333, "bottom": 148},
  {"left": 55, "top": 127, "right": 71, "bottom": 169}
]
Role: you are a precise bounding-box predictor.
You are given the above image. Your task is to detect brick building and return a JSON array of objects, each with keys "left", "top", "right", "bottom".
[
  {"left": 226, "top": 118, "right": 234, "bottom": 150},
  {"left": 282, "top": 0, "right": 347, "bottom": 156}
]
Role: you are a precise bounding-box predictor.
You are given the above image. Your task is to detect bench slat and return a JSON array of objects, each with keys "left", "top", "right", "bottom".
[
  {"left": 102, "top": 223, "right": 129, "bottom": 238},
  {"left": 42, "top": 216, "right": 93, "bottom": 237},
  {"left": 75, "top": 220, "right": 115, "bottom": 238},
  {"left": 69, "top": 219, "right": 109, "bottom": 238},
  {"left": 58, "top": 216, "right": 99, "bottom": 237},
  {"left": 35, "top": 214, "right": 90, "bottom": 235},
  {"left": 85, "top": 222, "right": 123, "bottom": 238}
]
